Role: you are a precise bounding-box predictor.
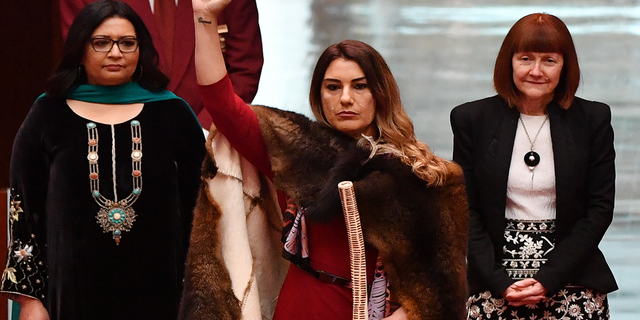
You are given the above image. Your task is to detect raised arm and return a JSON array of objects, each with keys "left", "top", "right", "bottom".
[
  {"left": 193, "top": 0, "right": 231, "bottom": 85},
  {"left": 193, "top": 0, "right": 273, "bottom": 178}
]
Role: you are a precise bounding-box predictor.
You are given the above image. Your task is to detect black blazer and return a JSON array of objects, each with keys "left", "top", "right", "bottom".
[{"left": 450, "top": 95, "right": 618, "bottom": 296}]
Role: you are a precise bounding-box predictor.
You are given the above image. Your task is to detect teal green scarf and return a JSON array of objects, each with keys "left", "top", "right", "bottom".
[{"left": 39, "top": 82, "right": 187, "bottom": 106}]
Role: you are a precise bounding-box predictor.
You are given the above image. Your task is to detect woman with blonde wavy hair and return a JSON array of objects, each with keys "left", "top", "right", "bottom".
[
  {"left": 309, "top": 40, "right": 449, "bottom": 187},
  {"left": 184, "top": 0, "right": 467, "bottom": 319}
]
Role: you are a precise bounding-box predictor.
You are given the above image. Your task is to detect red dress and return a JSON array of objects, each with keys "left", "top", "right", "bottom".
[{"left": 200, "top": 75, "right": 379, "bottom": 319}]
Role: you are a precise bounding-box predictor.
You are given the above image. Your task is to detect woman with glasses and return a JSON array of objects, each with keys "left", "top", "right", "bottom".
[{"left": 0, "top": 1, "right": 205, "bottom": 319}]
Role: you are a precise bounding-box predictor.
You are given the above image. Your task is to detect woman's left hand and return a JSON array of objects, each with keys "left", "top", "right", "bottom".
[
  {"left": 383, "top": 306, "right": 407, "bottom": 320},
  {"left": 503, "top": 278, "right": 548, "bottom": 306}
]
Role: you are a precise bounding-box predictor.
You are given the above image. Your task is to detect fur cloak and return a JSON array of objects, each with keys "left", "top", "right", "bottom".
[{"left": 179, "top": 105, "right": 469, "bottom": 320}]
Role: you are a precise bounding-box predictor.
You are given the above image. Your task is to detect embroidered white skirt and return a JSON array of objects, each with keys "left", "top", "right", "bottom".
[{"left": 466, "top": 219, "right": 610, "bottom": 320}]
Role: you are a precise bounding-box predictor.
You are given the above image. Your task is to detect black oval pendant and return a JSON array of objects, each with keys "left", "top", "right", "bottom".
[{"left": 524, "top": 151, "right": 540, "bottom": 167}]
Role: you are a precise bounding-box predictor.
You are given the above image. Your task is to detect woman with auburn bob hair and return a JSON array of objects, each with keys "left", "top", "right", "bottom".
[
  {"left": 451, "top": 13, "right": 617, "bottom": 320},
  {"left": 184, "top": 0, "right": 469, "bottom": 319}
]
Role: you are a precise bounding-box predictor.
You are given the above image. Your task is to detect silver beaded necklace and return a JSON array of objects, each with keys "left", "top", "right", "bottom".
[{"left": 86, "top": 120, "right": 142, "bottom": 244}]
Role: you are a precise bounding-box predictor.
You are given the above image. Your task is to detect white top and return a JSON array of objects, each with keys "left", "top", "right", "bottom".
[{"left": 505, "top": 114, "right": 557, "bottom": 220}]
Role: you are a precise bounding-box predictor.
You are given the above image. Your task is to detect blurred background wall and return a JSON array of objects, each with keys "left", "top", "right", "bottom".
[{"left": 1, "top": 0, "right": 639, "bottom": 319}]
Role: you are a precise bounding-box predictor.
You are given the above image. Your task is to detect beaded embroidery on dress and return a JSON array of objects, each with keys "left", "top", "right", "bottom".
[{"left": 87, "top": 120, "right": 142, "bottom": 244}]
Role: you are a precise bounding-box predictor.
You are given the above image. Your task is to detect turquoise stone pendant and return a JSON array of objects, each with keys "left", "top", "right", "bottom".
[{"left": 96, "top": 203, "right": 137, "bottom": 245}]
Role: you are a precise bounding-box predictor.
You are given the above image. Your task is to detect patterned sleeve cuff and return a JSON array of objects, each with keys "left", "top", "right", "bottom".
[
  {"left": 1, "top": 195, "right": 47, "bottom": 301},
  {"left": 1, "top": 235, "right": 47, "bottom": 301},
  {"left": 2, "top": 237, "right": 46, "bottom": 300}
]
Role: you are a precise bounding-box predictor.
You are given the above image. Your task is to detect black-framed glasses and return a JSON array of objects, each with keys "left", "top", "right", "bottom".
[{"left": 90, "top": 37, "right": 139, "bottom": 53}]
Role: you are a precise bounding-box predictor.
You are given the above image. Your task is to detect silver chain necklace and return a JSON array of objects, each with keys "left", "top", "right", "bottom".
[
  {"left": 519, "top": 115, "right": 548, "bottom": 189},
  {"left": 86, "top": 120, "right": 142, "bottom": 245}
]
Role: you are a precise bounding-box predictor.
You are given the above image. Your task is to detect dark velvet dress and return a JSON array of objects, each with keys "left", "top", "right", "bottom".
[{"left": 1, "top": 96, "right": 205, "bottom": 320}]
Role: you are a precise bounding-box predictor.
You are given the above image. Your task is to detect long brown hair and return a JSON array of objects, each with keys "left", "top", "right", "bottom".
[
  {"left": 494, "top": 13, "right": 580, "bottom": 109},
  {"left": 309, "top": 40, "right": 449, "bottom": 186}
]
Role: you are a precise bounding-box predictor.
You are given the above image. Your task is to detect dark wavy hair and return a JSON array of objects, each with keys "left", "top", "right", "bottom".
[
  {"left": 46, "top": 0, "right": 169, "bottom": 98},
  {"left": 493, "top": 13, "right": 580, "bottom": 109}
]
